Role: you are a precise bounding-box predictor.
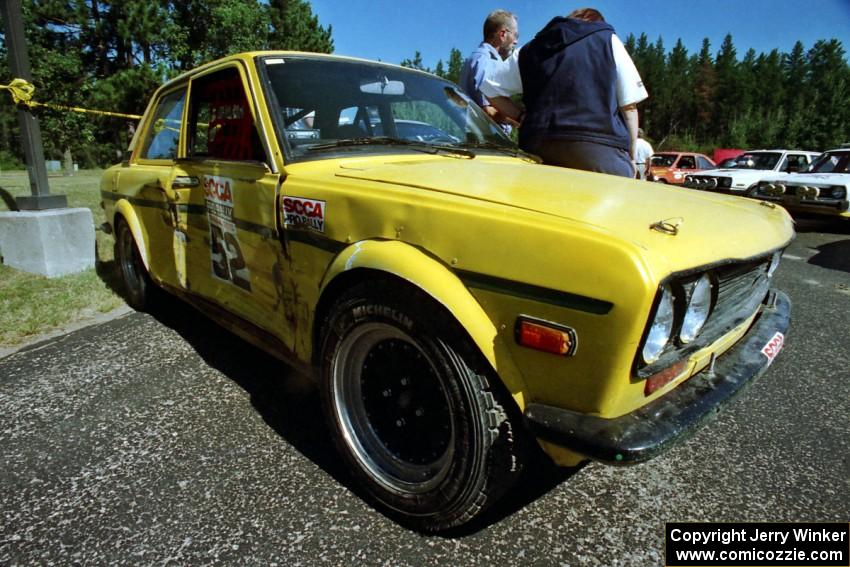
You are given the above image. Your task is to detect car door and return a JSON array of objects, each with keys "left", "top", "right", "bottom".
[
  {"left": 784, "top": 154, "right": 808, "bottom": 173},
  {"left": 115, "top": 84, "right": 195, "bottom": 290},
  {"left": 677, "top": 155, "right": 697, "bottom": 173},
  {"left": 697, "top": 156, "right": 714, "bottom": 171},
  {"left": 179, "top": 63, "right": 285, "bottom": 334}
]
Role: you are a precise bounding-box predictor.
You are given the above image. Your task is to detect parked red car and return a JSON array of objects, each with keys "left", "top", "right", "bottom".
[
  {"left": 649, "top": 152, "right": 716, "bottom": 184},
  {"left": 713, "top": 148, "right": 745, "bottom": 165}
]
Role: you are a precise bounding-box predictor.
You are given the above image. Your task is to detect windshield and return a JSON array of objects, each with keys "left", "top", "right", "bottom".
[
  {"left": 733, "top": 152, "right": 782, "bottom": 170},
  {"left": 808, "top": 151, "right": 850, "bottom": 174},
  {"left": 650, "top": 154, "right": 677, "bottom": 167},
  {"left": 260, "top": 56, "right": 515, "bottom": 160}
]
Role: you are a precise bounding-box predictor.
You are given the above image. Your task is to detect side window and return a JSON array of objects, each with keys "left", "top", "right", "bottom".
[
  {"left": 188, "top": 67, "right": 266, "bottom": 162},
  {"left": 785, "top": 154, "right": 806, "bottom": 172},
  {"left": 138, "top": 88, "right": 186, "bottom": 160},
  {"left": 338, "top": 105, "right": 382, "bottom": 138},
  {"left": 678, "top": 155, "right": 696, "bottom": 169},
  {"left": 697, "top": 157, "right": 713, "bottom": 169},
  {"left": 391, "top": 100, "right": 464, "bottom": 142}
]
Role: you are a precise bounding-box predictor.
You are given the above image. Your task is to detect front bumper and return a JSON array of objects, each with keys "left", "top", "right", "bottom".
[
  {"left": 524, "top": 290, "right": 791, "bottom": 465},
  {"left": 752, "top": 194, "right": 850, "bottom": 218},
  {"left": 683, "top": 183, "right": 741, "bottom": 194}
]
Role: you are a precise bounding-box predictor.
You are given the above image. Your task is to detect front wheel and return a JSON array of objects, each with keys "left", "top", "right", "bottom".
[
  {"left": 319, "top": 280, "right": 523, "bottom": 532},
  {"left": 115, "top": 219, "right": 155, "bottom": 311}
]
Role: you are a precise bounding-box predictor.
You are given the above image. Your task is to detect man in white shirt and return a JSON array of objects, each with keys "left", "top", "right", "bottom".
[
  {"left": 480, "top": 8, "right": 648, "bottom": 178},
  {"left": 634, "top": 128, "right": 654, "bottom": 180}
]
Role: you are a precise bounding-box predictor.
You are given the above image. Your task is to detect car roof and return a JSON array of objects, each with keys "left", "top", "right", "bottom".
[
  {"left": 652, "top": 152, "right": 709, "bottom": 157},
  {"left": 156, "top": 51, "right": 437, "bottom": 92},
  {"left": 742, "top": 149, "right": 820, "bottom": 155}
]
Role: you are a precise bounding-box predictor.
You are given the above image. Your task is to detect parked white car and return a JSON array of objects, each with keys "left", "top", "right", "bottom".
[
  {"left": 683, "top": 150, "right": 820, "bottom": 194},
  {"left": 747, "top": 148, "right": 850, "bottom": 219}
]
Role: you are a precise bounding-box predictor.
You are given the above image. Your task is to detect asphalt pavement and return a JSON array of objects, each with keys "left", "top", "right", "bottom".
[{"left": 1, "top": 218, "right": 848, "bottom": 566}]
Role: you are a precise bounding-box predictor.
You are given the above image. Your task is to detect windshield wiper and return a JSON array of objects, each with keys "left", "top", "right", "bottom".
[
  {"left": 457, "top": 141, "right": 540, "bottom": 162},
  {"left": 306, "top": 137, "right": 475, "bottom": 158}
]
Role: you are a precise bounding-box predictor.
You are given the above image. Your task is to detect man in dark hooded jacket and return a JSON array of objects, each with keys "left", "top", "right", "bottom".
[{"left": 481, "top": 8, "right": 648, "bottom": 178}]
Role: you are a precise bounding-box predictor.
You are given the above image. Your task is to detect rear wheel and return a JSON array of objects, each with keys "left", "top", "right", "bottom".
[
  {"left": 319, "top": 280, "right": 523, "bottom": 532},
  {"left": 115, "top": 219, "right": 155, "bottom": 311}
]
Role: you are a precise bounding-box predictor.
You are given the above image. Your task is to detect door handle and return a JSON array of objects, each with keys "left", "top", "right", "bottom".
[{"left": 172, "top": 176, "right": 199, "bottom": 188}]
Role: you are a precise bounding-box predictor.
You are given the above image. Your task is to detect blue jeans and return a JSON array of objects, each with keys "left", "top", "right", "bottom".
[{"left": 524, "top": 138, "right": 635, "bottom": 178}]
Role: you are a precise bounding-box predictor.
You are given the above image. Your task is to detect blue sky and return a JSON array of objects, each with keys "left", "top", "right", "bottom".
[{"left": 309, "top": 0, "right": 850, "bottom": 67}]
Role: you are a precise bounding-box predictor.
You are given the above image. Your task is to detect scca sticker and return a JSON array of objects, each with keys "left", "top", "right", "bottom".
[
  {"left": 761, "top": 332, "right": 784, "bottom": 365},
  {"left": 282, "top": 196, "right": 325, "bottom": 233}
]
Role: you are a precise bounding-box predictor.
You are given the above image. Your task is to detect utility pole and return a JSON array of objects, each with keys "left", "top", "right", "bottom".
[{"left": 0, "top": 0, "right": 66, "bottom": 210}]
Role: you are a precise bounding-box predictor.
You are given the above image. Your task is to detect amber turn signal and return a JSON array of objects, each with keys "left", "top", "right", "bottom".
[
  {"left": 515, "top": 316, "right": 577, "bottom": 356},
  {"left": 644, "top": 359, "right": 688, "bottom": 396}
]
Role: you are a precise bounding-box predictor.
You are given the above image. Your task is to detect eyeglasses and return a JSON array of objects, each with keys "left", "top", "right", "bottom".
[{"left": 501, "top": 28, "right": 518, "bottom": 40}]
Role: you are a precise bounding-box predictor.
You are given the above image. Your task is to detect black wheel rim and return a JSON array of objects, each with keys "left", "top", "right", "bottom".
[{"left": 332, "top": 322, "right": 455, "bottom": 495}]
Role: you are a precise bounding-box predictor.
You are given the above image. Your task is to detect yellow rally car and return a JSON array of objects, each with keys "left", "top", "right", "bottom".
[{"left": 102, "top": 52, "right": 793, "bottom": 531}]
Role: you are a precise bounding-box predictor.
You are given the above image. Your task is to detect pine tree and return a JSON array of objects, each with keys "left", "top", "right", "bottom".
[
  {"left": 664, "top": 39, "right": 692, "bottom": 145},
  {"left": 805, "top": 39, "right": 849, "bottom": 149},
  {"left": 446, "top": 48, "right": 463, "bottom": 84},
  {"left": 713, "top": 34, "right": 739, "bottom": 145},
  {"left": 434, "top": 60, "right": 446, "bottom": 78},
  {"left": 267, "top": 0, "right": 333, "bottom": 53},
  {"left": 400, "top": 51, "right": 428, "bottom": 72},
  {"left": 782, "top": 41, "right": 810, "bottom": 147},
  {"left": 751, "top": 49, "right": 787, "bottom": 148},
  {"left": 692, "top": 38, "right": 716, "bottom": 145}
]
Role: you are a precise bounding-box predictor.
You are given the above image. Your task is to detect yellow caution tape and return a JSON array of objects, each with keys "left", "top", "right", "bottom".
[
  {"left": 0, "top": 78, "right": 35, "bottom": 104},
  {"left": 1, "top": 78, "right": 142, "bottom": 120}
]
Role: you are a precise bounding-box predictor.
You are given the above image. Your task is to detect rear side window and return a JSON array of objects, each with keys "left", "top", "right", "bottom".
[
  {"left": 678, "top": 155, "right": 696, "bottom": 169},
  {"left": 188, "top": 67, "right": 266, "bottom": 162},
  {"left": 697, "top": 156, "right": 713, "bottom": 169},
  {"left": 785, "top": 154, "right": 808, "bottom": 172},
  {"left": 138, "top": 88, "right": 186, "bottom": 160}
]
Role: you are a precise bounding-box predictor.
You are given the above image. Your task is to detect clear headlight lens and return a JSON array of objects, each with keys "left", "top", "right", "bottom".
[
  {"left": 680, "top": 275, "right": 712, "bottom": 343},
  {"left": 642, "top": 285, "right": 675, "bottom": 363}
]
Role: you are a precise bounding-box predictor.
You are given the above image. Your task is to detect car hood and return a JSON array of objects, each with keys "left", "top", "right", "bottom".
[
  {"left": 759, "top": 172, "right": 850, "bottom": 186},
  {"left": 330, "top": 157, "right": 793, "bottom": 267}
]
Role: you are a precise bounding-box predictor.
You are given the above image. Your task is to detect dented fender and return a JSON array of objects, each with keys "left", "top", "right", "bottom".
[
  {"left": 113, "top": 199, "right": 150, "bottom": 271},
  {"left": 319, "top": 239, "right": 530, "bottom": 409}
]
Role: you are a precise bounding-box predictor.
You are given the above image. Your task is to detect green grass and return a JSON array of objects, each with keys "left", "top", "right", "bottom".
[{"left": 0, "top": 169, "right": 125, "bottom": 347}]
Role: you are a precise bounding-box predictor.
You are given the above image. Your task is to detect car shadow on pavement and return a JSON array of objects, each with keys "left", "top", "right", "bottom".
[
  {"left": 807, "top": 240, "right": 850, "bottom": 274},
  {"left": 446, "top": 453, "right": 585, "bottom": 538},
  {"left": 144, "top": 293, "right": 582, "bottom": 536}
]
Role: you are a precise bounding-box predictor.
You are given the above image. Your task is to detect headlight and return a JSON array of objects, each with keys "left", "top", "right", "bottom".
[
  {"left": 642, "top": 285, "right": 675, "bottom": 363},
  {"left": 680, "top": 275, "right": 712, "bottom": 343},
  {"left": 830, "top": 185, "right": 847, "bottom": 199},
  {"left": 767, "top": 251, "right": 781, "bottom": 278}
]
